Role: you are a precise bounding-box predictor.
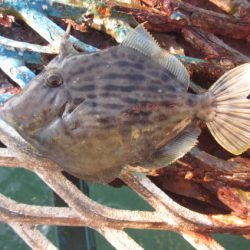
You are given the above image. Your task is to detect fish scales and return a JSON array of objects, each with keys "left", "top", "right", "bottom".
[
  {"left": 1, "top": 25, "right": 250, "bottom": 183},
  {"left": 41, "top": 46, "right": 193, "bottom": 182},
  {"left": 0, "top": 46, "right": 193, "bottom": 183},
  {"left": 61, "top": 46, "right": 183, "bottom": 117}
]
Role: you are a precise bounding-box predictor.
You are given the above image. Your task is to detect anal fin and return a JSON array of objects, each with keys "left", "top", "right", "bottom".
[{"left": 144, "top": 124, "right": 201, "bottom": 168}]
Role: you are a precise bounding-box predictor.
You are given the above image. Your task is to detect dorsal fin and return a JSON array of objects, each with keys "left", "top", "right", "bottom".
[
  {"left": 122, "top": 24, "right": 190, "bottom": 90},
  {"left": 59, "top": 24, "right": 79, "bottom": 58}
]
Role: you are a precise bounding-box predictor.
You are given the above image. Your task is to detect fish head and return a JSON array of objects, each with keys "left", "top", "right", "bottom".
[{"left": 0, "top": 49, "right": 86, "bottom": 138}]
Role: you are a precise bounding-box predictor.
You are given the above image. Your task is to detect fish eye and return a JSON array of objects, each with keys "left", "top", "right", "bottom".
[{"left": 46, "top": 71, "right": 64, "bottom": 88}]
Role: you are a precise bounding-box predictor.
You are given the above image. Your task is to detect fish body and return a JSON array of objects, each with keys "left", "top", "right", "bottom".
[
  {"left": 0, "top": 25, "right": 250, "bottom": 183},
  {"left": 0, "top": 46, "right": 196, "bottom": 182}
]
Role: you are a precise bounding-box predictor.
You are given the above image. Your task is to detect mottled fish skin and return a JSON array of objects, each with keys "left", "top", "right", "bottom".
[
  {"left": 0, "top": 46, "right": 199, "bottom": 183},
  {"left": 1, "top": 23, "right": 250, "bottom": 183}
]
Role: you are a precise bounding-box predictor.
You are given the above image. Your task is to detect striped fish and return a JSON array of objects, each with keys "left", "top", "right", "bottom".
[{"left": 1, "top": 25, "right": 250, "bottom": 183}]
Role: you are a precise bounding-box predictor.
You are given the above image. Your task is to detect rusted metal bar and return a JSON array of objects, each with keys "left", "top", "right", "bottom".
[
  {"left": 208, "top": 0, "right": 250, "bottom": 20},
  {"left": 9, "top": 223, "right": 57, "bottom": 250},
  {"left": 182, "top": 232, "right": 225, "bottom": 250},
  {"left": 114, "top": 0, "right": 250, "bottom": 39},
  {"left": 97, "top": 228, "right": 144, "bottom": 250},
  {"left": 181, "top": 27, "right": 250, "bottom": 64}
]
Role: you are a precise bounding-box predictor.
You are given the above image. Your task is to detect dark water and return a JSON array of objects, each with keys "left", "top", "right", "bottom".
[
  {"left": 0, "top": 168, "right": 250, "bottom": 250},
  {"left": 0, "top": 167, "right": 57, "bottom": 249}
]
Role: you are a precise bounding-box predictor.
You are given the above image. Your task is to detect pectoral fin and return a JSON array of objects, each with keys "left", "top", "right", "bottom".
[
  {"left": 144, "top": 124, "right": 201, "bottom": 168},
  {"left": 122, "top": 24, "right": 190, "bottom": 90}
]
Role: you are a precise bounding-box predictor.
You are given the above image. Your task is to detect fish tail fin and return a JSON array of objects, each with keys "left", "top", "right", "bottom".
[{"left": 206, "top": 63, "right": 250, "bottom": 155}]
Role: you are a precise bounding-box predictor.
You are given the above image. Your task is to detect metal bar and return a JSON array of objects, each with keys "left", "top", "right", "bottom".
[
  {"left": 0, "top": 35, "right": 58, "bottom": 54},
  {"left": 10, "top": 223, "right": 58, "bottom": 250}
]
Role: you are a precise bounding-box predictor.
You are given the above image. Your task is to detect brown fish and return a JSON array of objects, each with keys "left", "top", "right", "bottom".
[{"left": 0, "top": 25, "right": 250, "bottom": 183}]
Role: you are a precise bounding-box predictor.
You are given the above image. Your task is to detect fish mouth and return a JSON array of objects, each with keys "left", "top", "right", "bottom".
[{"left": 59, "top": 97, "right": 85, "bottom": 119}]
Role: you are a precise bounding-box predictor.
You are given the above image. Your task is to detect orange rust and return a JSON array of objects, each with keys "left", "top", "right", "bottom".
[
  {"left": 211, "top": 213, "right": 250, "bottom": 227},
  {"left": 0, "top": 14, "right": 15, "bottom": 28},
  {"left": 215, "top": 186, "right": 250, "bottom": 220},
  {"left": 184, "top": 171, "right": 193, "bottom": 180},
  {"left": 203, "top": 174, "right": 213, "bottom": 182},
  {"left": 63, "top": 19, "right": 88, "bottom": 32},
  {"left": 96, "top": 7, "right": 111, "bottom": 17}
]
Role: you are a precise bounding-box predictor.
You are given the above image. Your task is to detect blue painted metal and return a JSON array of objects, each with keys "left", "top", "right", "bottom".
[
  {"left": 0, "top": 0, "right": 97, "bottom": 52},
  {"left": 0, "top": 45, "right": 44, "bottom": 65},
  {"left": 175, "top": 55, "right": 205, "bottom": 64},
  {"left": 0, "top": 0, "right": 86, "bottom": 20},
  {"left": 0, "top": 46, "right": 36, "bottom": 103},
  {"left": 0, "top": 35, "right": 58, "bottom": 54},
  {"left": 19, "top": 8, "right": 98, "bottom": 52},
  {"left": 170, "top": 11, "right": 186, "bottom": 21},
  {"left": 0, "top": 0, "right": 98, "bottom": 103},
  {"left": 0, "top": 54, "right": 36, "bottom": 88},
  {"left": 113, "top": 23, "right": 132, "bottom": 42},
  {"left": 0, "top": 93, "right": 14, "bottom": 104}
]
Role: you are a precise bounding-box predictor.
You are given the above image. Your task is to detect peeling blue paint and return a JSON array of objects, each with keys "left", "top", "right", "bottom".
[
  {"left": 0, "top": 0, "right": 86, "bottom": 20},
  {"left": 0, "top": 0, "right": 98, "bottom": 53},
  {"left": 0, "top": 45, "right": 36, "bottom": 89},
  {"left": 0, "top": 35, "right": 58, "bottom": 54},
  {"left": 0, "top": 0, "right": 98, "bottom": 102},
  {"left": 175, "top": 54, "right": 205, "bottom": 64},
  {"left": 0, "top": 55, "right": 36, "bottom": 88},
  {"left": 114, "top": 25, "right": 131, "bottom": 43},
  {"left": 0, "top": 45, "right": 44, "bottom": 65},
  {"left": 19, "top": 8, "right": 98, "bottom": 52},
  {"left": 170, "top": 11, "right": 186, "bottom": 21},
  {"left": 0, "top": 93, "right": 14, "bottom": 104}
]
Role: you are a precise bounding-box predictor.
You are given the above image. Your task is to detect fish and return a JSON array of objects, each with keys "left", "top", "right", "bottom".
[{"left": 0, "top": 24, "right": 250, "bottom": 183}]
